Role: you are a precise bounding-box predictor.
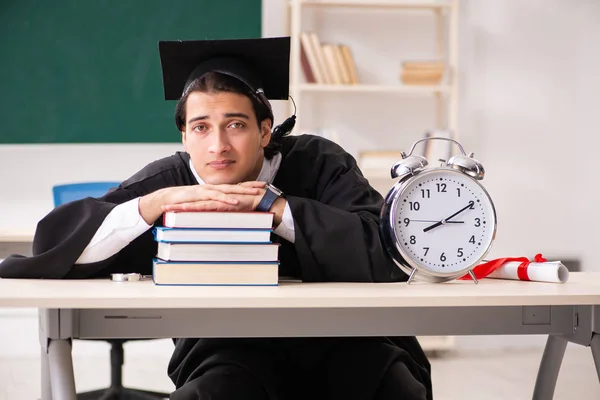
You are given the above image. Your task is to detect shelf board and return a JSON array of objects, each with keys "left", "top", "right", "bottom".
[
  {"left": 297, "top": 83, "right": 450, "bottom": 94},
  {"left": 294, "top": 0, "right": 453, "bottom": 10}
]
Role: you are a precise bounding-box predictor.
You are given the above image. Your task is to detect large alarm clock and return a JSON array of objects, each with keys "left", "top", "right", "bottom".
[{"left": 380, "top": 136, "right": 497, "bottom": 284}]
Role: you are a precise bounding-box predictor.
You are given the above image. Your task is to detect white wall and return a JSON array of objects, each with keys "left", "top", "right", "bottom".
[
  {"left": 1, "top": 0, "right": 600, "bottom": 357},
  {"left": 457, "top": 0, "right": 600, "bottom": 272},
  {"left": 263, "top": 0, "right": 600, "bottom": 272},
  {"left": 0, "top": 144, "right": 183, "bottom": 234}
]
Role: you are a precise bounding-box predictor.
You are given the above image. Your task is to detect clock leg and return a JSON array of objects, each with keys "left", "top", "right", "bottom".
[
  {"left": 468, "top": 270, "right": 479, "bottom": 284},
  {"left": 407, "top": 269, "right": 417, "bottom": 284}
]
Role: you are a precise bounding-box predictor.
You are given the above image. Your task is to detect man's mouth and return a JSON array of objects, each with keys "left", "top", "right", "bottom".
[{"left": 207, "top": 160, "right": 235, "bottom": 169}]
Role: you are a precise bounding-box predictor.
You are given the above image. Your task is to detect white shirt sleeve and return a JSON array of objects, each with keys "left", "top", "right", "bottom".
[
  {"left": 272, "top": 201, "right": 295, "bottom": 243},
  {"left": 75, "top": 197, "right": 153, "bottom": 264}
]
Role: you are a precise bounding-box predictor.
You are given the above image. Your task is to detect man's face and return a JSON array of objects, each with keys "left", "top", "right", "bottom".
[{"left": 182, "top": 91, "right": 271, "bottom": 185}]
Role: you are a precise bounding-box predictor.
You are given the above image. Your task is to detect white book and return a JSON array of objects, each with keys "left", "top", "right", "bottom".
[
  {"left": 157, "top": 242, "right": 280, "bottom": 262},
  {"left": 163, "top": 211, "right": 273, "bottom": 229},
  {"left": 154, "top": 227, "right": 272, "bottom": 243},
  {"left": 152, "top": 259, "right": 279, "bottom": 286}
]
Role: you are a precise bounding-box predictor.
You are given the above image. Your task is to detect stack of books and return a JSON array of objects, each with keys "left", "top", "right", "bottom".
[
  {"left": 300, "top": 31, "right": 359, "bottom": 85},
  {"left": 400, "top": 61, "right": 445, "bottom": 85},
  {"left": 152, "top": 211, "right": 279, "bottom": 286}
]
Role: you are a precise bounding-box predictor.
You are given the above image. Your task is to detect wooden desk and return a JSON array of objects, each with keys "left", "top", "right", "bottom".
[{"left": 1, "top": 273, "right": 600, "bottom": 400}]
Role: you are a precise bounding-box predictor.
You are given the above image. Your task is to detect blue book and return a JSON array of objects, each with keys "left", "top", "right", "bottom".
[
  {"left": 154, "top": 227, "right": 272, "bottom": 244},
  {"left": 152, "top": 259, "right": 279, "bottom": 286}
]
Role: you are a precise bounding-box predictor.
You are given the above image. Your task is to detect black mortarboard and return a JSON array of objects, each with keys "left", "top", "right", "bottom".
[{"left": 158, "top": 37, "right": 290, "bottom": 101}]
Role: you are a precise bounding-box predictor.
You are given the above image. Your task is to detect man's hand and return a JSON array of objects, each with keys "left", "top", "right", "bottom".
[
  {"left": 163, "top": 182, "right": 267, "bottom": 213},
  {"left": 139, "top": 182, "right": 265, "bottom": 224}
]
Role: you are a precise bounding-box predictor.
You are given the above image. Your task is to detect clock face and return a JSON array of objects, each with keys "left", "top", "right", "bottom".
[{"left": 392, "top": 169, "right": 496, "bottom": 275}]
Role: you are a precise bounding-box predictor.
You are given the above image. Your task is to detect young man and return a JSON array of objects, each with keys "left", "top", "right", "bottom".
[{"left": 0, "top": 37, "right": 432, "bottom": 399}]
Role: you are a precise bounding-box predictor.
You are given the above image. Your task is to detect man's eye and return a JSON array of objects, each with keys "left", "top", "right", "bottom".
[
  {"left": 192, "top": 125, "right": 207, "bottom": 133},
  {"left": 229, "top": 122, "right": 245, "bottom": 129}
]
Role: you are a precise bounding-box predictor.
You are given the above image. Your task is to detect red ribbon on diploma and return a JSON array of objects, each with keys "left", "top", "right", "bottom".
[{"left": 459, "top": 253, "right": 548, "bottom": 281}]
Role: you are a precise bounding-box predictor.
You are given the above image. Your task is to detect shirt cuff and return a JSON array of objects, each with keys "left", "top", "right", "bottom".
[
  {"left": 75, "top": 197, "right": 152, "bottom": 264},
  {"left": 272, "top": 201, "right": 295, "bottom": 243}
]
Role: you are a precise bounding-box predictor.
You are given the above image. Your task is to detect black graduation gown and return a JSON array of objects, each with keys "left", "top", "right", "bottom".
[{"left": 0, "top": 134, "right": 432, "bottom": 399}]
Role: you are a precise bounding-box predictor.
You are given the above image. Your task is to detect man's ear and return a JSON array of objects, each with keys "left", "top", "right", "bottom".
[{"left": 260, "top": 119, "right": 272, "bottom": 148}]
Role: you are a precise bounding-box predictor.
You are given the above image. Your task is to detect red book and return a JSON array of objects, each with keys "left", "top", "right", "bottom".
[{"left": 300, "top": 40, "right": 316, "bottom": 83}]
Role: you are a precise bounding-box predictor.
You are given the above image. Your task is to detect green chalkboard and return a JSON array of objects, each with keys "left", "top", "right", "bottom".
[{"left": 0, "top": 0, "right": 261, "bottom": 143}]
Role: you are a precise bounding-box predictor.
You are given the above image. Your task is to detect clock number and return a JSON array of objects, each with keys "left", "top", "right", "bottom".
[
  {"left": 468, "top": 200, "right": 475, "bottom": 209},
  {"left": 436, "top": 183, "right": 447, "bottom": 193},
  {"left": 410, "top": 235, "right": 416, "bottom": 244},
  {"left": 440, "top": 253, "right": 446, "bottom": 262},
  {"left": 457, "top": 248, "right": 464, "bottom": 257},
  {"left": 421, "top": 189, "right": 430, "bottom": 198},
  {"left": 474, "top": 218, "right": 481, "bottom": 227},
  {"left": 456, "top": 188, "right": 461, "bottom": 197},
  {"left": 423, "top": 247, "right": 429, "bottom": 256},
  {"left": 469, "top": 235, "right": 475, "bottom": 244},
  {"left": 403, "top": 218, "right": 410, "bottom": 227},
  {"left": 409, "top": 201, "right": 420, "bottom": 211}
]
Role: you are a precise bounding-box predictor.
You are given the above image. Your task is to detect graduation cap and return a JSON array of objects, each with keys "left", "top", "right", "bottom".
[
  {"left": 158, "top": 36, "right": 291, "bottom": 101},
  {"left": 158, "top": 36, "right": 296, "bottom": 138}
]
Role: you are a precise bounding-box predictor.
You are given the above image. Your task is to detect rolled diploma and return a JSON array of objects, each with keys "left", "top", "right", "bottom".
[{"left": 487, "top": 261, "right": 569, "bottom": 283}]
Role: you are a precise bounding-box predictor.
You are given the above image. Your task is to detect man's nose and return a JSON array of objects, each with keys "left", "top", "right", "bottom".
[{"left": 208, "top": 130, "right": 231, "bottom": 153}]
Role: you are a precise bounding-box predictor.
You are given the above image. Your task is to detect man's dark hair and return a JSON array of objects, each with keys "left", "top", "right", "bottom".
[{"left": 175, "top": 72, "right": 282, "bottom": 159}]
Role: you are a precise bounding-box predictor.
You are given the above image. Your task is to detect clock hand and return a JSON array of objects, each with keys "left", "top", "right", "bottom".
[
  {"left": 410, "top": 219, "right": 464, "bottom": 223},
  {"left": 423, "top": 201, "right": 474, "bottom": 233}
]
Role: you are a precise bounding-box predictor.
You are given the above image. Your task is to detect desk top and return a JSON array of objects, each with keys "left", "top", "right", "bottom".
[{"left": 1, "top": 272, "right": 600, "bottom": 309}]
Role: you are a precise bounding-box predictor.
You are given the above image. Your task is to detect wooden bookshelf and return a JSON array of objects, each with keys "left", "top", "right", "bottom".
[{"left": 288, "top": 0, "right": 459, "bottom": 131}]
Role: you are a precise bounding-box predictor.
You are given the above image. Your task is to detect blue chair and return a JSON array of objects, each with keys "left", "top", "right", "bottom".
[
  {"left": 53, "top": 182, "right": 169, "bottom": 400},
  {"left": 53, "top": 182, "right": 120, "bottom": 207}
]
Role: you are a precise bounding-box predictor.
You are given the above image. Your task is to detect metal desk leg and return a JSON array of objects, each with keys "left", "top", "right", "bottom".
[
  {"left": 589, "top": 333, "right": 600, "bottom": 381},
  {"left": 532, "top": 335, "right": 568, "bottom": 400},
  {"left": 48, "top": 339, "right": 77, "bottom": 400},
  {"left": 41, "top": 345, "right": 53, "bottom": 400}
]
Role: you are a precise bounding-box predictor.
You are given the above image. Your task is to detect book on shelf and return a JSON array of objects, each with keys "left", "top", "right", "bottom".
[
  {"left": 300, "top": 32, "right": 319, "bottom": 83},
  {"left": 154, "top": 227, "right": 272, "bottom": 243},
  {"left": 358, "top": 150, "right": 405, "bottom": 196},
  {"left": 359, "top": 150, "right": 404, "bottom": 179},
  {"left": 163, "top": 211, "right": 274, "bottom": 229},
  {"left": 309, "top": 32, "right": 332, "bottom": 84},
  {"left": 340, "top": 45, "right": 359, "bottom": 84},
  {"left": 152, "top": 259, "right": 279, "bottom": 286},
  {"left": 400, "top": 60, "right": 445, "bottom": 85},
  {"left": 333, "top": 45, "right": 351, "bottom": 84},
  {"left": 402, "top": 61, "right": 445, "bottom": 70},
  {"left": 322, "top": 44, "right": 344, "bottom": 84},
  {"left": 156, "top": 242, "right": 280, "bottom": 262}
]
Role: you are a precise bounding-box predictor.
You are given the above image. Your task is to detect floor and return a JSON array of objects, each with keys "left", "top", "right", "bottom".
[{"left": 0, "top": 341, "right": 598, "bottom": 400}]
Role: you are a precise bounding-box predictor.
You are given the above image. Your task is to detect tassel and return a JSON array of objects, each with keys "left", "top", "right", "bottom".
[{"left": 272, "top": 115, "right": 296, "bottom": 138}]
